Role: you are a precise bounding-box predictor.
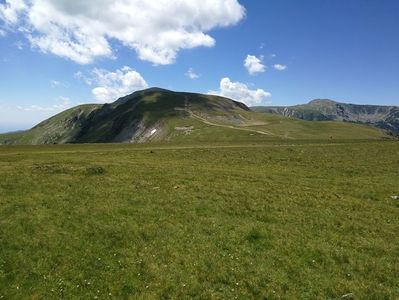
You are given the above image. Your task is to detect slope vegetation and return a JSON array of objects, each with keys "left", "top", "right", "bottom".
[
  {"left": 253, "top": 99, "right": 399, "bottom": 135},
  {"left": 0, "top": 90, "right": 391, "bottom": 144}
]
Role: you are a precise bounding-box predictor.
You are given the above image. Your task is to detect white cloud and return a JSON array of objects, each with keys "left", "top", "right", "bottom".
[
  {"left": 0, "top": 96, "right": 74, "bottom": 131},
  {"left": 209, "top": 77, "right": 271, "bottom": 106},
  {"left": 244, "top": 55, "right": 265, "bottom": 75},
  {"left": 74, "top": 71, "right": 93, "bottom": 86},
  {"left": 15, "top": 40, "right": 23, "bottom": 49},
  {"left": 0, "top": 29, "right": 6, "bottom": 37},
  {"left": 273, "top": 64, "right": 287, "bottom": 71},
  {"left": 0, "top": 0, "right": 27, "bottom": 24},
  {"left": 185, "top": 68, "right": 200, "bottom": 80},
  {"left": 0, "top": 0, "right": 245, "bottom": 65},
  {"left": 16, "top": 96, "right": 72, "bottom": 112},
  {"left": 50, "top": 80, "right": 61, "bottom": 88},
  {"left": 50, "top": 80, "right": 69, "bottom": 88},
  {"left": 90, "top": 66, "right": 148, "bottom": 103}
]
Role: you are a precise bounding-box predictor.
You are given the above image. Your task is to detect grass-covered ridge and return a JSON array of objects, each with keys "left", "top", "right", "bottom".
[
  {"left": 0, "top": 88, "right": 392, "bottom": 145},
  {"left": 252, "top": 99, "right": 399, "bottom": 135},
  {"left": 0, "top": 140, "right": 398, "bottom": 298}
]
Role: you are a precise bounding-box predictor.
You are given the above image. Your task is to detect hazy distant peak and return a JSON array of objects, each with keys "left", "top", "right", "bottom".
[{"left": 253, "top": 98, "right": 399, "bottom": 135}]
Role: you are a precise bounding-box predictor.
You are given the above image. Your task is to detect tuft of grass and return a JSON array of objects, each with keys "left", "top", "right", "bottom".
[
  {"left": 85, "top": 166, "right": 106, "bottom": 176},
  {"left": 246, "top": 228, "right": 263, "bottom": 242}
]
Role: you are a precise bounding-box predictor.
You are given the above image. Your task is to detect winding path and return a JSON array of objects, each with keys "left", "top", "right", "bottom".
[{"left": 184, "top": 96, "right": 279, "bottom": 137}]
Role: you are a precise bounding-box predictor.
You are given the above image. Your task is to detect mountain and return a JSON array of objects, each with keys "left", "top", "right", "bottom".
[
  {"left": 0, "top": 89, "right": 392, "bottom": 145},
  {"left": 252, "top": 99, "right": 399, "bottom": 135}
]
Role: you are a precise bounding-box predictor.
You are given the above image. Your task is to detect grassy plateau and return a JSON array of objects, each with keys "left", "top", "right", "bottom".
[{"left": 0, "top": 140, "right": 398, "bottom": 299}]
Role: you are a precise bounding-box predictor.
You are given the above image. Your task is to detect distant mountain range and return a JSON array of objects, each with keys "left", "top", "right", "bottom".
[
  {"left": 0, "top": 89, "right": 393, "bottom": 145},
  {"left": 252, "top": 99, "right": 399, "bottom": 135}
]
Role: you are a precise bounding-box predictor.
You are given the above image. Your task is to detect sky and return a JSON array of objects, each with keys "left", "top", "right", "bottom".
[{"left": 0, "top": 0, "right": 399, "bottom": 132}]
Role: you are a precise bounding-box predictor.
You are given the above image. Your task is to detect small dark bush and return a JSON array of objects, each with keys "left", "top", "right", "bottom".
[{"left": 85, "top": 166, "right": 106, "bottom": 176}]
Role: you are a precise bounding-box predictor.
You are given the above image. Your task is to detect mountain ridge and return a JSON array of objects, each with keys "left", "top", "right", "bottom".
[
  {"left": 0, "top": 89, "right": 392, "bottom": 145},
  {"left": 252, "top": 99, "right": 399, "bottom": 135}
]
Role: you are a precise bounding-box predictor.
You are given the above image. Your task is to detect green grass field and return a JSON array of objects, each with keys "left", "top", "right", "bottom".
[{"left": 0, "top": 140, "right": 398, "bottom": 299}]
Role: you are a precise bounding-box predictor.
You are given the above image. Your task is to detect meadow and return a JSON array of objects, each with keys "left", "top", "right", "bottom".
[{"left": 0, "top": 140, "right": 398, "bottom": 299}]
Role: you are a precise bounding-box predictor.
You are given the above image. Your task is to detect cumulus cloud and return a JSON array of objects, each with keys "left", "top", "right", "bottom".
[
  {"left": 209, "top": 77, "right": 271, "bottom": 106},
  {"left": 244, "top": 55, "right": 265, "bottom": 75},
  {"left": 273, "top": 64, "right": 287, "bottom": 71},
  {"left": 0, "top": 0, "right": 245, "bottom": 65},
  {"left": 0, "top": 0, "right": 27, "bottom": 24},
  {"left": 185, "top": 68, "right": 200, "bottom": 80},
  {"left": 88, "top": 66, "right": 148, "bottom": 103}
]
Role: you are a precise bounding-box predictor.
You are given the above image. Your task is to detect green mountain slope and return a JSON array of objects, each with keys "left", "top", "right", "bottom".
[
  {"left": 0, "top": 104, "right": 101, "bottom": 145},
  {"left": 252, "top": 99, "right": 399, "bottom": 135},
  {"left": 0, "top": 89, "right": 392, "bottom": 145}
]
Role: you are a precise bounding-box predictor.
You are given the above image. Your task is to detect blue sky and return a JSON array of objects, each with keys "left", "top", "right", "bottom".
[{"left": 0, "top": 0, "right": 399, "bottom": 132}]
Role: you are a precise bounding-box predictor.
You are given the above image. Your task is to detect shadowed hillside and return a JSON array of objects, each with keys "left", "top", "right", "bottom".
[{"left": 0, "top": 89, "right": 392, "bottom": 145}]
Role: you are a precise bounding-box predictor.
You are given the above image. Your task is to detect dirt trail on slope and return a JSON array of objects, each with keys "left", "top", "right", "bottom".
[
  {"left": 189, "top": 112, "right": 274, "bottom": 136},
  {"left": 184, "top": 96, "right": 281, "bottom": 137}
]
